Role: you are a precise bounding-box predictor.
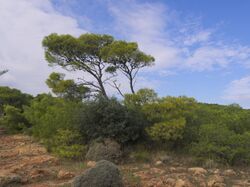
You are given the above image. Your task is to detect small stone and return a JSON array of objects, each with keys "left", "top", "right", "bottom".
[
  {"left": 155, "top": 160, "right": 163, "bottom": 166},
  {"left": 213, "top": 169, "right": 220, "bottom": 174},
  {"left": 164, "top": 178, "right": 176, "bottom": 186},
  {"left": 159, "top": 155, "right": 172, "bottom": 164},
  {"left": 57, "top": 170, "right": 75, "bottom": 179},
  {"left": 223, "top": 169, "right": 236, "bottom": 176},
  {"left": 169, "top": 167, "right": 176, "bottom": 172},
  {"left": 175, "top": 179, "right": 185, "bottom": 187},
  {"left": 87, "top": 161, "right": 96, "bottom": 168},
  {"left": 207, "top": 175, "right": 225, "bottom": 187},
  {"left": 188, "top": 167, "right": 207, "bottom": 175}
]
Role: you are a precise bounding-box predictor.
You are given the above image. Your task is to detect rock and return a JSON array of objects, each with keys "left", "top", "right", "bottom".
[
  {"left": 29, "top": 169, "right": 52, "bottom": 180},
  {"left": 164, "top": 178, "right": 176, "bottom": 186},
  {"left": 169, "top": 167, "right": 176, "bottom": 172},
  {"left": 72, "top": 160, "right": 123, "bottom": 187},
  {"left": 207, "top": 175, "right": 225, "bottom": 187},
  {"left": 85, "top": 139, "right": 122, "bottom": 163},
  {"left": 0, "top": 174, "right": 22, "bottom": 187},
  {"left": 213, "top": 169, "right": 220, "bottom": 174},
  {"left": 155, "top": 161, "right": 163, "bottom": 166},
  {"left": 188, "top": 167, "right": 207, "bottom": 175},
  {"left": 57, "top": 170, "right": 75, "bottom": 179},
  {"left": 223, "top": 169, "right": 236, "bottom": 176},
  {"left": 86, "top": 161, "right": 96, "bottom": 168},
  {"left": 159, "top": 155, "right": 172, "bottom": 164},
  {"left": 174, "top": 179, "right": 187, "bottom": 187}
]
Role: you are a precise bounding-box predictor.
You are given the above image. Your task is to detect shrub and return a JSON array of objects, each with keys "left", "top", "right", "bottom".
[
  {"left": 124, "top": 88, "right": 158, "bottom": 109},
  {"left": 51, "top": 129, "right": 86, "bottom": 159},
  {"left": 79, "top": 97, "right": 146, "bottom": 143},
  {"left": 146, "top": 118, "right": 186, "bottom": 142},
  {"left": 143, "top": 96, "right": 198, "bottom": 146},
  {"left": 191, "top": 124, "right": 250, "bottom": 165},
  {"left": 24, "top": 94, "right": 83, "bottom": 140},
  {"left": 0, "top": 86, "right": 33, "bottom": 115},
  {"left": 0, "top": 105, "right": 30, "bottom": 133}
]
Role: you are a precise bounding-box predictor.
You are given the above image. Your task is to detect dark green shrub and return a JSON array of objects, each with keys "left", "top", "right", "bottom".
[{"left": 79, "top": 97, "right": 146, "bottom": 143}]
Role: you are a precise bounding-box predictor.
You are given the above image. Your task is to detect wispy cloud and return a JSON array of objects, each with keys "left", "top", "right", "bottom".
[{"left": 108, "top": 0, "right": 250, "bottom": 73}]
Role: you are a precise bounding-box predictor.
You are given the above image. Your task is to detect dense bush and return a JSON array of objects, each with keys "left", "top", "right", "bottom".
[
  {"left": 191, "top": 124, "right": 250, "bottom": 165},
  {"left": 143, "top": 96, "right": 198, "bottom": 146},
  {"left": 51, "top": 129, "right": 86, "bottom": 159},
  {"left": 0, "top": 86, "right": 33, "bottom": 115},
  {"left": 0, "top": 105, "right": 30, "bottom": 133},
  {"left": 124, "top": 88, "right": 158, "bottom": 109},
  {"left": 146, "top": 118, "right": 186, "bottom": 142},
  {"left": 79, "top": 97, "right": 146, "bottom": 143},
  {"left": 24, "top": 94, "right": 83, "bottom": 140}
]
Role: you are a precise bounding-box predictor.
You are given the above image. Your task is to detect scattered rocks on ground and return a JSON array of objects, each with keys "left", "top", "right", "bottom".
[{"left": 73, "top": 160, "right": 123, "bottom": 187}]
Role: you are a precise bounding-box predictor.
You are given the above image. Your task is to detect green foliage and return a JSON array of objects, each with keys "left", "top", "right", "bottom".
[
  {"left": 124, "top": 88, "right": 158, "bottom": 109},
  {"left": 143, "top": 96, "right": 198, "bottom": 145},
  {"left": 0, "top": 105, "right": 30, "bottom": 133},
  {"left": 0, "top": 86, "right": 33, "bottom": 114},
  {"left": 79, "top": 97, "right": 146, "bottom": 143},
  {"left": 146, "top": 118, "right": 186, "bottom": 142},
  {"left": 51, "top": 129, "right": 86, "bottom": 159},
  {"left": 191, "top": 124, "right": 250, "bottom": 165},
  {"left": 46, "top": 72, "right": 89, "bottom": 101},
  {"left": 42, "top": 33, "right": 154, "bottom": 97},
  {"left": 42, "top": 33, "right": 115, "bottom": 98},
  {"left": 101, "top": 41, "right": 155, "bottom": 93},
  {"left": 24, "top": 94, "right": 83, "bottom": 140}
]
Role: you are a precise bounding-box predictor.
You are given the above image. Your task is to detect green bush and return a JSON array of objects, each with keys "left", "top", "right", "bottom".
[
  {"left": 0, "top": 105, "right": 30, "bottom": 133},
  {"left": 124, "top": 88, "right": 158, "bottom": 109},
  {"left": 191, "top": 124, "right": 250, "bottom": 165},
  {"left": 24, "top": 94, "right": 83, "bottom": 140},
  {"left": 146, "top": 118, "right": 186, "bottom": 142},
  {"left": 0, "top": 86, "right": 33, "bottom": 114},
  {"left": 51, "top": 129, "right": 86, "bottom": 159},
  {"left": 79, "top": 97, "right": 146, "bottom": 143},
  {"left": 143, "top": 96, "right": 198, "bottom": 146}
]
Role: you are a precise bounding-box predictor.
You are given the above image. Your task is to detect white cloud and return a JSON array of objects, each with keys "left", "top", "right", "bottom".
[
  {"left": 223, "top": 76, "right": 250, "bottom": 108},
  {"left": 0, "top": 0, "right": 86, "bottom": 95},
  {"left": 108, "top": 1, "right": 250, "bottom": 73}
]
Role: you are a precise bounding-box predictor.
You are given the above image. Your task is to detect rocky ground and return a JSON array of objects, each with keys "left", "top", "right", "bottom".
[{"left": 0, "top": 135, "right": 250, "bottom": 187}]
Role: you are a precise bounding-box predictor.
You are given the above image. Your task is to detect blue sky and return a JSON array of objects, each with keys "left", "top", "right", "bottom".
[{"left": 1, "top": 0, "right": 250, "bottom": 107}]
